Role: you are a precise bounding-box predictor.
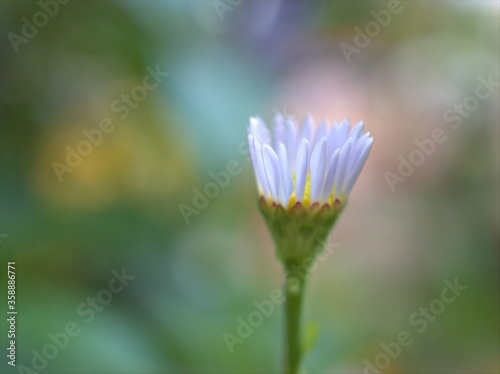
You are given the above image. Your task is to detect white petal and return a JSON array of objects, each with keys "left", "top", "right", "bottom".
[
  {"left": 262, "top": 144, "right": 280, "bottom": 202},
  {"left": 278, "top": 142, "right": 293, "bottom": 206},
  {"left": 345, "top": 137, "right": 373, "bottom": 195},
  {"left": 295, "top": 139, "right": 310, "bottom": 202},
  {"left": 253, "top": 138, "right": 270, "bottom": 198},
  {"left": 321, "top": 148, "right": 340, "bottom": 202},
  {"left": 249, "top": 117, "right": 271, "bottom": 144},
  {"left": 309, "top": 137, "right": 327, "bottom": 203}
]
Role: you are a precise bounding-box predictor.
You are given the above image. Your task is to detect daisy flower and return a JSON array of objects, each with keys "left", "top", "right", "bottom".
[
  {"left": 248, "top": 113, "right": 373, "bottom": 210},
  {"left": 246, "top": 112, "right": 374, "bottom": 374}
]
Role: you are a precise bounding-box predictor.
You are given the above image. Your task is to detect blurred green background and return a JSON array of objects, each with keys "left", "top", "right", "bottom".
[{"left": 0, "top": 1, "right": 498, "bottom": 373}]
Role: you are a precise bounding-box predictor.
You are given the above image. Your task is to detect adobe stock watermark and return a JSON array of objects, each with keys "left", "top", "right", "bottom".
[
  {"left": 222, "top": 239, "right": 340, "bottom": 353},
  {"left": 384, "top": 73, "right": 499, "bottom": 192},
  {"left": 178, "top": 110, "right": 295, "bottom": 224},
  {"left": 178, "top": 140, "right": 250, "bottom": 224},
  {"left": 212, "top": 0, "right": 242, "bottom": 22},
  {"left": 340, "top": 0, "right": 404, "bottom": 63},
  {"left": 7, "top": 0, "right": 70, "bottom": 54},
  {"left": 364, "top": 278, "right": 467, "bottom": 373},
  {"left": 15, "top": 267, "right": 135, "bottom": 374},
  {"left": 51, "top": 65, "right": 169, "bottom": 182}
]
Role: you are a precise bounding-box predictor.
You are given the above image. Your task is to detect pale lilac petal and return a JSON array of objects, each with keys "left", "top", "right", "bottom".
[
  {"left": 309, "top": 137, "right": 327, "bottom": 202},
  {"left": 312, "top": 121, "right": 327, "bottom": 149},
  {"left": 345, "top": 137, "right": 373, "bottom": 195},
  {"left": 277, "top": 142, "right": 293, "bottom": 206},
  {"left": 299, "top": 115, "right": 314, "bottom": 144},
  {"left": 253, "top": 138, "right": 270, "bottom": 198},
  {"left": 321, "top": 148, "right": 340, "bottom": 202},
  {"left": 349, "top": 121, "right": 365, "bottom": 141},
  {"left": 273, "top": 113, "right": 286, "bottom": 150},
  {"left": 248, "top": 135, "right": 262, "bottom": 193},
  {"left": 285, "top": 116, "right": 298, "bottom": 169},
  {"left": 333, "top": 137, "right": 353, "bottom": 194},
  {"left": 295, "top": 139, "right": 310, "bottom": 202},
  {"left": 328, "top": 119, "right": 350, "bottom": 154},
  {"left": 249, "top": 117, "right": 271, "bottom": 145},
  {"left": 348, "top": 132, "right": 371, "bottom": 170},
  {"left": 247, "top": 114, "right": 372, "bottom": 203},
  {"left": 262, "top": 144, "right": 280, "bottom": 203}
]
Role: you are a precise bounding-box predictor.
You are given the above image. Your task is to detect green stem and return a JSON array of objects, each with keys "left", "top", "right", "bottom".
[{"left": 284, "top": 262, "right": 306, "bottom": 374}]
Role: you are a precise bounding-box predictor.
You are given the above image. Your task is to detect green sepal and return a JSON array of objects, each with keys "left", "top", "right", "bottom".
[{"left": 258, "top": 197, "right": 344, "bottom": 266}]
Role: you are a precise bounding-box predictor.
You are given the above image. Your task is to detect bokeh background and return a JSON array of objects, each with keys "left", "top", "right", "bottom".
[{"left": 0, "top": 1, "right": 499, "bottom": 373}]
